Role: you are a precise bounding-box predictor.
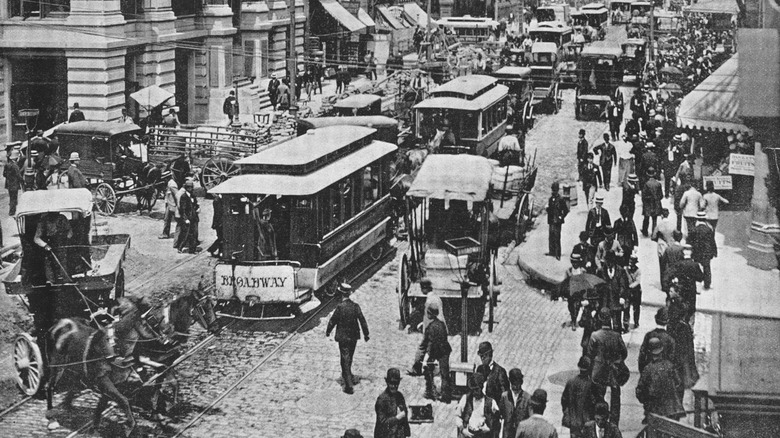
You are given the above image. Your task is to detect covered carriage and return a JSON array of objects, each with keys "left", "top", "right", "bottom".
[
  {"left": 530, "top": 42, "right": 563, "bottom": 113},
  {"left": 491, "top": 66, "right": 535, "bottom": 132},
  {"left": 575, "top": 44, "right": 624, "bottom": 120},
  {"left": 621, "top": 38, "right": 648, "bottom": 83}
]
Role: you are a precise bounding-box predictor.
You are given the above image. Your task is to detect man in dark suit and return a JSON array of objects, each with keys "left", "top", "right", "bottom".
[
  {"left": 562, "top": 357, "right": 597, "bottom": 438},
  {"left": 687, "top": 211, "right": 716, "bottom": 290},
  {"left": 476, "top": 341, "right": 509, "bottom": 436},
  {"left": 326, "top": 283, "right": 370, "bottom": 394},
  {"left": 587, "top": 308, "right": 628, "bottom": 426},
  {"left": 593, "top": 134, "right": 618, "bottom": 190},
  {"left": 581, "top": 153, "right": 602, "bottom": 208},
  {"left": 499, "top": 368, "right": 531, "bottom": 438},
  {"left": 420, "top": 306, "right": 452, "bottom": 402},
  {"left": 641, "top": 167, "right": 663, "bottom": 237},
  {"left": 546, "top": 181, "right": 569, "bottom": 260},
  {"left": 577, "top": 129, "right": 589, "bottom": 181},
  {"left": 580, "top": 402, "right": 623, "bottom": 438},
  {"left": 665, "top": 245, "right": 703, "bottom": 321},
  {"left": 68, "top": 102, "right": 85, "bottom": 123},
  {"left": 620, "top": 173, "right": 639, "bottom": 219},
  {"left": 635, "top": 337, "right": 684, "bottom": 422},
  {"left": 374, "top": 368, "right": 411, "bottom": 438},
  {"left": 638, "top": 307, "right": 676, "bottom": 373},
  {"left": 661, "top": 230, "right": 684, "bottom": 292},
  {"left": 4, "top": 148, "right": 22, "bottom": 216},
  {"left": 513, "top": 389, "right": 557, "bottom": 438},
  {"left": 585, "top": 195, "right": 611, "bottom": 248}
]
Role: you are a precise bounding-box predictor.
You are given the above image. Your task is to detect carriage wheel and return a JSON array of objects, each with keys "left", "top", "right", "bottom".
[
  {"left": 14, "top": 333, "right": 44, "bottom": 396},
  {"left": 136, "top": 187, "right": 159, "bottom": 212},
  {"left": 556, "top": 86, "right": 564, "bottom": 112},
  {"left": 552, "top": 83, "right": 560, "bottom": 114},
  {"left": 521, "top": 101, "right": 534, "bottom": 132},
  {"left": 200, "top": 155, "right": 240, "bottom": 191},
  {"left": 397, "top": 254, "right": 412, "bottom": 329},
  {"left": 93, "top": 183, "right": 117, "bottom": 215},
  {"left": 114, "top": 268, "right": 125, "bottom": 300},
  {"left": 515, "top": 194, "right": 534, "bottom": 243}
]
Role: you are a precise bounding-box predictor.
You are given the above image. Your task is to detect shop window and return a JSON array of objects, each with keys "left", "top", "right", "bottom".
[
  {"left": 10, "top": 0, "right": 69, "bottom": 18},
  {"left": 120, "top": 0, "right": 143, "bottom": 18}
]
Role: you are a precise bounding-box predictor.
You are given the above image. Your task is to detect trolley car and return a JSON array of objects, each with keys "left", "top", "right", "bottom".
[
  {"left": 332, "top": 94, "right": 383, "bottom": 116},
  {"left": 4, "top": 189, "right": 129, "bottom": 396},
  {"left": 610, "top": 0, "right": 634, "bottom": 24},
  {"left": 491, "top": 66, "right": 535, "bottom": 132},
  {"left": 582, "top": 3, "right": 609, "bottom": 40},
  {"left": 397, "top": 155, "right": 498, "bottom": 335},
  {"left": 413, "top": 75, "right": 509, "bottom": 157},
  {"left": 530, "top": 42, "right": 563, "bottom": 114},
  {"left": 529, "top": 22, "right": 573, "bottom": 48},
  {"left": 436, "top": 16, "right": 499, "bottom": 44},
  {"left": 297, "top": 115, "right": 398, "bottom": 144},
  {"left": 575, "top": 44, "right": 624, "bottom": 120},
  {"left": 208, "top": 126, "right": 398, "bottom": 319}
]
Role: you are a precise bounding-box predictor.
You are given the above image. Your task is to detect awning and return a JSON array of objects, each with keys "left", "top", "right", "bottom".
[
  {"left": 320, "top": 0, "right": 366, "bottom": 33},
  {"left": 677, "top": 55, "right": 751, "bottom": 134},
  {"left": 407, "top": 155, "right": 494, "bottom": 202},
  {"left": 737, "top": 29, "right": 780, "bottom": 119},
  {"left": 687, "top": 0, "right": 738, "bottom": 14},
  {"left": 403, "top": 2, "right": 429, "bottom": 26},
  {"left": 17, "top": 188, "right": 94, "bottom": 217},
  {"left": 357, "top": 8, "right": 376, "bottom": 28},
  {"left": 210, "top": 141, "right": 397, "bottom": 196},
  {"left": 377, "top": 5, "right": 406, "bottom": 30}
]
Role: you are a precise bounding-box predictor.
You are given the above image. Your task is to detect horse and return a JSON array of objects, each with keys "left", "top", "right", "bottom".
[{"left": 45, "top": 286, "right": 218, "bottom": 435}]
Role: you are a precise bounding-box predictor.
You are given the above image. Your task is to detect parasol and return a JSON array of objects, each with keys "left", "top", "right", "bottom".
[
  {"left": 557, "top": 272, "right": 605, "bottom": 300},
  {"left": 659, "top": 66, "right": 683, "bottom": 76},
  {"left": 130, "top": 85, "right": 174, "bottom": 109}
]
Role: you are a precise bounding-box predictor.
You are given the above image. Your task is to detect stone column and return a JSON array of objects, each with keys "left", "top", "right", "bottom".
[
  {"left": 135, "top": 46, "right": 176, "bottom": 118},
  {"left": 67, "top": 0, "right": 125, "bottom": 27},
  {"left": 66, "top": 49, "right": 128, "bottom": 122},
  {"left": 747, "top": 138, "right": 780, "bottom": 270}
]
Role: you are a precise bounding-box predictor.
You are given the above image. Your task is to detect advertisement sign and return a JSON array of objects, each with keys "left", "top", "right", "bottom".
[
  {"left": 704, "top": 175, "right": 733, "bottom": 190},
  {"left": 214, "top": 263, "right": 296, "bottom": 302},
  {"left": 729, "top": 154, "right": 755, "bottom": 176}
]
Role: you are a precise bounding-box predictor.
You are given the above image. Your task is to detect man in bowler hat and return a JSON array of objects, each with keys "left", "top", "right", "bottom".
[
  {"left": 546, "top": 181, "right": 569, "bottom": 260},
  {"left": 514, "top": 389, "right": 557, "bottom": 437},
  {"left": 374, "top": 368, "right": 411, "bottom": 438},
  {"left": 421, "top": 305, "right": 453, "bottom": 402},
  {"left": 476, "top": 342, "right": 509, "bottom": 437},
  {"left": 326, "top": 283, "right": 369, "bottom": 394},
  {"left": 586, "top": 308, "right": 628, "bottom": 426}
]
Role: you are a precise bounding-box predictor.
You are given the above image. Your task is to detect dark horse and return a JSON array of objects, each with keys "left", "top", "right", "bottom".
[{"left": 45, "top": 287, "right": 218, "bottom": 435}]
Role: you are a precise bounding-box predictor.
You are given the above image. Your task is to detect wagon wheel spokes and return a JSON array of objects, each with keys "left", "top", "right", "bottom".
[
  {"left": 200, "top": 155, "right": 240, "bottom": 191},
  {"left": 136, "top": 187, "right": 159, "bottom": 212},
  {"left": 397, "top": 254, "right": 412, "bottom": 329},
  {"left": 14, "top": 333, "right": 43, "bottom": 396},
  {"left": 93, "top": 183, "right": 117, "bottom": 215}
]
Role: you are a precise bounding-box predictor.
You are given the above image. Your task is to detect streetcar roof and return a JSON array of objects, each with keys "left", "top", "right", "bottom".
[
  {"left": 582, "top": 2, "right": 606, "bottom": 10},
  {"left": 414, "top": 83, "right": 508, "bottom": 111},
  {"left": 584, "top": 7, "right": 609, "bottom": 14},
  {"left": 432, "top": 75, "right": 498, "bottom": 97},
  {"left": 493, "top": 66, "right": 533, "bottom": 78},
  {"left": 333, "top": 94, "right": 382, "bottom": 109},
  {"left": 236, "top": 125, "right": 375, "bottom": 167},
  {"left": 297, "top": 115, "right": 397, "bottom": 129},
  {"left": 581, "top": 44, "right": 623, "bottom": 58},
  {"left": 54, "top": 121, "right": 143, "bottom": 138},
  {"left": 611, "top": 0, "right": 633, "bottom": 4},
  {"left": 632, "top": 1, "right": 652, "bottom": 6},
  {"left": 209, "top": 140, "right": 397, "bottom": 196},
  {"left": 530, "top": 22, "right": 572, "bottom": 33},
  {"left": 623, "top": 38, "right": 648, "bottom": 46},
  {"left": 16, "top": 188, "right": 93, "bottom": 217},
  {"left": 407, "top": 155, "right": 494, "bottom": 202},
  {"left": 532, "top": 42, "right": 559, "bottom": 54}
]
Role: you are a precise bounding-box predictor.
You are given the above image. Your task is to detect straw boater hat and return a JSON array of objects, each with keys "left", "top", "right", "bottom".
[
  {"left": 338, "top": 283, "right": 353, "bottom": 295},
  {"left": 628, "top": 173, "right": 638, "bottom": 182},
  {"left": 696, "top": 210, "right": 707, "bottom": 220},
  {"left": 595, "top": 194, "right": 604, "bottom": 204},
  {"left": 69, "top": 152, "right": 80, "bottom": 161}
]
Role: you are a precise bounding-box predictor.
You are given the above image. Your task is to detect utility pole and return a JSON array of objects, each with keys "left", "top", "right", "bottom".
[
  {"left": 288, "top": 0, "right": 297, "bottom": 109},
  {"left": 649, "top": 6, "right": 655, "bottom": 62}
]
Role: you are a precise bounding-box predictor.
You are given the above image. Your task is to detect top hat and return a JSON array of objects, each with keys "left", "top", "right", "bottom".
[
  {"left": 529, "top": 389, "right": 548, "bottom": 406},
  {"left": 655, "top": 307, "right": 669, "bottom": 325},
  {"left": 69, "top": 152, "right": 80, "bottom": 161},
  {"left": 477, "top": 341, "right": 493, "bottom": 356},
  {"left": 648, "top": 337, "right": 664, "bottom": 355},
  {"left": 338, "top": 283, "right": 353, "bottom": 294},
  {"left": 385, "top": 368, "right": 402, "bottom": 383}
]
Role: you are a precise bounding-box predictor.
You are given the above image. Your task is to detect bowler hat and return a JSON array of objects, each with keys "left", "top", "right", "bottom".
[
  {"left": 342, "top": 429, "right": 363, "bottom": 438},
  {"left": 338, "top": 283, "right": 353, "bottom": 295},
  {"left": 646, "top": 167, "right": 656, "bottom": 176},
  {"left": 655, "top": 307, "right": 669, "bottom": 325},
  {"left": 551, "top": 181, "right": 560, "bottom": 192},
  {"left": 577, "top": 356, "right": 591, "bottom": 370},
  {"left": 385, "top": 368, "right": 402, "bottom": 383},
  {"left": 508, "top": 368, "right": 524, "bottom": 384},
  {"left": 468, "top": 373, "right": 485, "bottom": 390},
  {"left": 420, "top": 278, "right": 433, "bottom": 292},
  {"left": 602, "top": 225, "right": 614, "bottom": 236},
  {"left": 529, "top": 389, "right": 548, "bottom": 406},
  {"left": 477, "top": 341, "right": 493, "bottom": 356},
  {"left": 648, "top": 337, "right": 664, "bottom": 355}
]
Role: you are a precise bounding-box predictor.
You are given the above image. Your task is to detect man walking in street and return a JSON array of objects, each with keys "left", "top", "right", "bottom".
[
  {"left": 586, "top": 196, "right": 611, "bottom": 250},
  {"left": 207, "top": 194, "right": 223, "bottom": 257},
  {"left": 620, "top": 173, "right": 639, "bottom": 219},
  {"left": 667, "top": 302, "right": 699, "bottom": 403},
  {"left": 267, "top": 74, "right": 280, "bottom": 110},
  {"left": 679, "top": 182, "right": 703, "bottom": 236},
  {"left": 456, "top": 374, "right": 500, "bottom": 438},
  {"left": 665, "top": 245, "right": 703, "bottom": 322},
  {"left": 688, "top": 210, "right": 716, "bottom": 290},
  {"left": 409, "top": 278, "right": 446, "bottom": 374},
  {"left": 702, "top": 180, "right": 728, "bottom": 230},
  {"left": 635, "top": 337, "right": 684, "bottom": 422},
  {"left": 4, "top": 148, "right": 22, "bottom": 216},
  {"left": 159, "top": 172, "right": 178, "bottom": 239},
  {"left": 65, "top": 152, "right": 87, "bottom": 189},
  {"left": 326, "top": 283, "right": 369, "bottom": 394},
  {"left": 607, "top": 98, "right": 622, "bottom": 141},
  {"left": 68, "top": 102, "right": 85, "bottom": 123},
  {"left": 562, "top": 357, "right": 597, "bottom": 438},
  {"left": 176, "top": 180, "right": 199, "bottom": 253},
  {"left": 593, "top": 134, "right": 617, "bottom": 190},
  {"left": 374, "top": 368, "right": 410, "bottom": 438},
  {"left": 420, "top": 305, "right": 452, "bottom": 403},
  {"left": 580, "top": 402, "right": 623, "bottom": 438},
  {"left": 651, "top": 209, "right": 674, "bottom": 288},
  {"left": 514, "top": 389, "right": 558, "bottom": 438},
  {"left": 641, "top": 167, "right": 663, "bottom": 237},
  {"left": 223, "top": 90, "right": 238, "bottom": 125},
  {"left": 613, "top": 205, "right": 638, "bottom": 264},
  {"left": 624, "top": 254, "right": 642, "bottom": 330},
  {"left": 581, "top": 154, "right": 601, "bottom": 208},
  {"left": 577, "top": 129, "right": 589, "bottom": 181},
  {"left": 638, "top": 307, "right": 676, "bottom": 373},
  {"left": 500, "top": 368, "right": 532, "bottom": 438},
  {"left": 587, "top": 307, "right": 628, "bottom": 426},
  {"left": 546, "top": 181, "right": 569, "bottom": 260},
  {"left": 476, "top": 342, "right": 510, "bottom": 408}
]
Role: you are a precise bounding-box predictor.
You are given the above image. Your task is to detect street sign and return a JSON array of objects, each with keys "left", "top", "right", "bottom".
[
  {"left": 214, "top": 263, "right": 296, "bottom": 302},
  {"left": 17, "top": 109, "right": 39, "bottom": 117},
  {"left": 704, "top": 175, "right": 733, "bottom": 190},
  {"left": 729, "top": 153, "right": 755, "bottom": 176}
]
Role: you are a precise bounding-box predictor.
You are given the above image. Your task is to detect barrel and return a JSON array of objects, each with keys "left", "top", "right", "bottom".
[{"left": 562, "top": 182, "right": 578, "bottom": 208}]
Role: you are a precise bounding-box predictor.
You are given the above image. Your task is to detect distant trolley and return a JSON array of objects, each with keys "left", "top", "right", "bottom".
[
  {"left": 436, "top": 16, "right": 499, "bottom": 44},
  {"left": 575, "top": 43, "right": 624, "bottom": 120},
  {"left": 208, "top": 126, "right": 398, "bottom": 319},
  {"left": 529, "top": 22, "right": 573, "bottom": 48},
  {"left": 530, "top": 42, "right": 563, "bottom": 114}
]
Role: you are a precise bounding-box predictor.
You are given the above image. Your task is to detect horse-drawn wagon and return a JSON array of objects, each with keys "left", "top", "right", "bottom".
[
  {"left": 575, "top": 44, "right": 624, "bottom": 120},
  {"left": 530, "top": 42, "right": 563, "bottom": 114}
]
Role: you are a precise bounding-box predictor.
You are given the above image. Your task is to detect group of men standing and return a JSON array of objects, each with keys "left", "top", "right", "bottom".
[{"left": 158, "top": 156, "right": 200, "bottom": 254}]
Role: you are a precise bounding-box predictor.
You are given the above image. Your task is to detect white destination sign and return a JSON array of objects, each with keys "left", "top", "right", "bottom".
[
  {"left": 214, "top": 263, "right": 295, "bottom": 302},
  {"left": 729, "top": 153, "right": 755, "bottom": 176},
  {"left": 704, "top": 175, "right": 733, "bottom": 190}
]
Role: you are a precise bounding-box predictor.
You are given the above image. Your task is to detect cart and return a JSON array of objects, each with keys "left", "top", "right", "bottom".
[
  {"left": 575, "top": 44, "right": 624, "bottom": 120},
  {"left": 491, "top": 66, "right": 535, "bottom": 132},
  {"left": 3, "top": 189, "right": 129, "bottom": 396},
  {"left": 621, "top": 38, "right": 648, "bottom": 83},
  {"left": 530, "top": 42, "right": 563, "bottom": 114},
  {"left": 560, "top": 42, "right": 585, "bottom": 86},
  {"left": 397, "top": 155, "right": 498, "bottom": 335},
  {"left": 53, "top": 121, "right": 170, "bottom": 215},
  {"left": 489, "top": 150, "right": 538, "bottom": 245}
]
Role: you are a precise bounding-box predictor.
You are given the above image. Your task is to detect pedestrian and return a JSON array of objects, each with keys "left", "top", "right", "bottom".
[
  {"left": 613, "top": 205, "right": 638, "bottom": 264},
  {"left": 635, "top": 337, "right": 684, "bottom": 422},
  {"left": 640, "top": 143, "right": 659, "bottom": 186},
  {"left": 170, "top": 152, "right": 190, "bottom": 189},
  {"left": 561, "top": 356, "right": 597, "bottom": 438},
  {"left": 659, "top": 229, "right": 684, "bottom": 292},
  {"left": 598, "top": 251, "right": 629, "bottom": 331},
  {"left": 277, "top": 78, "right": 291, "bottom": 111},
  {"left": 607, "top": 98, "right": 622, "bottom": 141},
  {"left": 207, "top": 194, "right": 223, "bottom": 257},
  {"left": 667, "top": 302, "right": 699, "bottom": 403},
  {"left": 675, "top": 153, "right": 696, "bottom": 187},
  {"left": 162, "top": 108, "right": 180, "bottom": 127},
  {"left": 678, "top": 183, "right": 703, "bottom": 236},
  {"left": 500, "top": 368, "right": 532, "bottom": 438},
  {"left": 409, "top": 278, "right": 446, "bottom": 369},
  {"left": 325, "top": 283, "right": 369, "bottom": 394},
  {"left": 688, "top": 210, "right": 716, "bottom": 290},
  {"left": 120, "top": 108, "right": 134, "bottom": 124},
  {"left": 586, "top": 196, "right": 611, "bottom": 250},
  {"left": 176, "top": 180, "right": 199, "bottom": 253},
  {"left": 571, "top": 231, "right": 596, "bottom": 273},
  {"left": 267, "top": 73, "right": 280, "bottom": 110},
  {"left": 546, "top": 181, "right": 569, "bottom": 260},
  {"left": 701, "top": 180, "right": 728, "bottom": 230},
  {"left": 580, "top": 402, "right": 623, "bottom": 438},
  {"left": 68, "top": 102, "right": 85, "bottom": 123},
  {"left": 476, "top": 341, "right": 510, "bottom": 408},
  {"left": 65, "top": 152, "right": 87, "bottom": 189},
  {"left": 342, "top": 429, "right": 364, "bottom": 438},
  {"left": 336, "top": 66, "right": 345, "bottom": 95},
  {"left": 559, "top": 253, "right": 586, "bottom": 329},
  {"left": 456, "top": 373, "right": 500, "bottom": 438},
  {"left": 620, "top": 173, "right": 639, "bottom": 219},
  {"left": 586, "top": 307, "right": 628, "bottom": 426},
  {"left": 664, "top": 245, "right": 703, "bottom": 322},
  {"left": 374, "top": 368, "right": 411, "bottom": 438},
  {"left": 594, "top": 228, "right": 622, "bottom": 273},
  {"left": 593, "top": 134, "right": 617, "bottom": 190},
  {"left": 581, "top": 154, "right": 601, "bottom": 209},
  {"left": 4, "top": 148, "right": 22, "bottom": 216},
  {"left": 513, "top": 389, "right": 557, "bottom": 438},
  {"left": 420, "top": 305, "right": 452, "bottom": 403},
  {"left": 223, "top": 90, "right": 238, "bottom": 125},
  {"left": 638, "top": 307, "right": 676, "bottom": 373},
  {"left": 673, "top": 182, "right": 688, "bottom": 232},
  {"left": 577, "top": 129, "right": 589, "bottom": 181},
  {"left": 641, "top": 167, "right": 663, "bottom": 237},
  {"left": 624, "top": 254, "right": 642, "bottom": 330},
  {"left": 159, "top": 173, "right": 178, "bottom": 239}
]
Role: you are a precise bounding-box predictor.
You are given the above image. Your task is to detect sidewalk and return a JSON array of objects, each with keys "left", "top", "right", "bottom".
[{"left": 515, "top": 147, "right": 780, "bottom": 319}]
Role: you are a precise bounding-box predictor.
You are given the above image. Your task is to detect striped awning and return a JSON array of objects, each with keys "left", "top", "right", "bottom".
[{"left": 320, "top": 0, "right": 366, "bottom": 33}]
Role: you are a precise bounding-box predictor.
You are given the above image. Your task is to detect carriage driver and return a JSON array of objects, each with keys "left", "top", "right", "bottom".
[{"left": 34, "top": 212, "right": 73, "bottom": 285}]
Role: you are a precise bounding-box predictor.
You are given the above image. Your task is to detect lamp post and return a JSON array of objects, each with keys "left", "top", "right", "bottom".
[
  {"left": 287, "top": 0, "right": 297, "bottom": 110},
  {"left": 460, "top": 280, "right": 470, "bottom": 362}
]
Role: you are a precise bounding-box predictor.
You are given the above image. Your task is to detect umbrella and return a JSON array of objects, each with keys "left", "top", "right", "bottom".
[
  {"left": 557, "top": 273, "right": 605, "bottom": 300},
  {"left": 660, "top": 83, "right": 683, "bottom": 94},
  {"left": 130, "top": 85, "right": 174, "bottom": 109},
  {"left": 660, "top": 66, "right": 683, "bottom": 76}
]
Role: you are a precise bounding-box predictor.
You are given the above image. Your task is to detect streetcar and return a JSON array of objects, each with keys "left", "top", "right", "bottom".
[
  {"left": 332, "top": 94, "right": 383, "bottom": 116},
  {"left": 208, "top": 125, "right": 398, "bottom": 319},
  {"left": 491, "top": 66, "right": 535, "bottom": 132},
  {"left": 654, "top": 10, "right": 682, "bottom": 35},
  {"left": 413, "top": 75, "right": 509, "bottom": 157},
  {"left": 610, "top": 0, "right": 634, "bottom": 24},
  {"left": 582, "top": 3, "right": 609, "bottom": 40},
  {"left": 575, "top": 43, "right": 624, "bottom": 120},
  {"left": 530, "top": 42, "right": 563, "bottom": 114},
  {"left": 528, "top": 22, "right": 573, "bottom": 48},
  {"left": 535, "top": 4, "right": 570, "bottom": 23},
  {"left": 297, "top": 115, "right": 398, "bottom": 144},
  {"left": 621, "top": 38, "right": 648, "bottom": 83},
  {"left": 436, "top": 16, "right": 499, "bottom": 44}
]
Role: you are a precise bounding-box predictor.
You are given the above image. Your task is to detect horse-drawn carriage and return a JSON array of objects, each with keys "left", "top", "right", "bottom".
[
  {"left": 530, "top": 42, "right": 564, "bottom": 113},
  {"left": 53, "top": 121, "right": 170, "bottom": 215},
  {"left": 560, "top": 42, "right": 585, "bottom": 85},
  {"left": 491, "top": 66, "right": 535, "bottom": 132},
  {"left": 575, "top": 44, "right": 624, "bottom": 120},
  {"left": 621, "top": 38, "right": 648, "bottom": 83}
]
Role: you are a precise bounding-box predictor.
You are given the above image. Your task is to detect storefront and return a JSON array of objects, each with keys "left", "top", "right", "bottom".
[
  {"left": 310, "top": 0, "right": 367, "bottom": 71},
  {"left": 677, "top": 54, "right": 754, "bottom": 210}
]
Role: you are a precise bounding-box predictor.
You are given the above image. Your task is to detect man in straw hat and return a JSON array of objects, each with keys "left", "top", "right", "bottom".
[
  {"left": 635, "top": 337, "right": 684, "bottom": 422},
  {"left": 586, "top": 307, "right": 628, "bottom": 426},
  {"left": 4, "top": 147, "right": 22, "bottom": 216},
  {"left": 455, "top": 373, "right": 500, "bottom": 438},
  {"left": 581, "top": 402, "right": 623, "bottom": 438},
  {"left": 65, "top": 152, "right": 87, "bottom": 189},
  {"left": 374, "top": 368, "right": 410, "bottom": 438},
  {"left": 514, "top": 389, "right": 557, "bottom": 437},
  {"left": 687, "top": 210, "right": 716, "bottom": 290},
  {"left": 562, "top": 357, "right": 597, "bottom": 438},
  {"left": 326, "top": 283, "right": 370, "bottom": 394},
  {"left": 585, "top": 194, "right": 611, "bottom": 249}
]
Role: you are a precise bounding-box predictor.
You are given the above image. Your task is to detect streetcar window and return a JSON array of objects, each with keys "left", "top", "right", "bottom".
[
  {"left": 460, "top": 112, "right": 478, "bottom": 139},
  {"left": 363, "top": 166, "right": 379, "bottom": 208},
  {"left": 317, "top": 191, "right": 331, "bottom": 236}
]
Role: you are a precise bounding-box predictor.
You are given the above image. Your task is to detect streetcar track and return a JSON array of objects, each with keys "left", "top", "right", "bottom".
[{"left": 0, "top": 395, "right": 32, "bottom": 419}]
